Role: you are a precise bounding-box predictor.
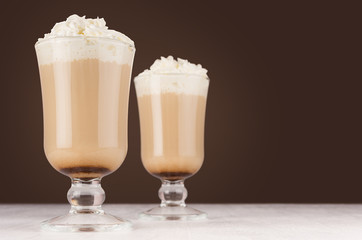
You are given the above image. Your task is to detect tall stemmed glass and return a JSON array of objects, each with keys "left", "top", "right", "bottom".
[
  {"left": 35, "top": 37, "right": 135, "bottom": 231},
  {"left": 134, "top": 72, "right": 209, "bottom": 220}
]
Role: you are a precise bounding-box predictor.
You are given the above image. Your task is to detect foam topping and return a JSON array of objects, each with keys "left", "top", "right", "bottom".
[
  {"left": 138, "top": 56, "right": 208, "bottom": 77},
  {"left": 38, "top": 14, "right": 134, "bottom": 46},
  {"left": 134, "top": 56, "right": 209, "bottom": 97},
  {"left": 35, "top": 15, "right": 135, "bottom": 65}
]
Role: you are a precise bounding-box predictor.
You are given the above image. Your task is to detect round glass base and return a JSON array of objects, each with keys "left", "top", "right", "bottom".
[
  {"left": 41, "top": 212, "right": 132, "bottom": 232},
  {"left": 139, "top": 206, "right": 207, "bottom": 221}
]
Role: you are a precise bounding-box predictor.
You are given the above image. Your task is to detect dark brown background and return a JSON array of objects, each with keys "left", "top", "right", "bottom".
[{"left": 0, "top": 1, "right": 360, "bottom": 203}]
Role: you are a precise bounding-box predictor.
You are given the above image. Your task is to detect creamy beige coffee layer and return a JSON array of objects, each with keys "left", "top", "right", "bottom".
[
  {"left": 39, "top": 59, "right": 131, "bottom": 179},
  {"left": 137, "top": 92, "right": 207, "bottom": 178}
]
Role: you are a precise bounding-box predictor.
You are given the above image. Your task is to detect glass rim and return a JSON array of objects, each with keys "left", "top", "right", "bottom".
[
  {"left": 35, "top": 36, "right": 135, "bottom": 49},
  {"left": 135, "top": 72, "right": 210, "bottom": 81}
]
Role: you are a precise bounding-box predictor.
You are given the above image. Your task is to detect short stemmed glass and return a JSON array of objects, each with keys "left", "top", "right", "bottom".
[
  {"left": 35, "top": 37, "right": 135, "bottom": 231},
  {"left": 134, "top": 72, "right": 209, "bottom": 220}
]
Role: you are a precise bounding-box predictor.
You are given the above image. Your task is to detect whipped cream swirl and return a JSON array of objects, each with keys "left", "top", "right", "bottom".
[
  {"left": 38, "top": 14, "right": 134, "bottom": 46},
  {"left": 135, "top": 56, "right": 209, "bottom": 97},
  {"left": 138, "top": 56, "right": 208, "bottom": 77}
]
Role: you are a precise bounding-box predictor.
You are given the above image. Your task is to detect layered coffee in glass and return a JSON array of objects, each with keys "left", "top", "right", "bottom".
[
  {"left": 134, "top": 56, "right": 209, "bottom": 220},
  {"left": 35, "top": 15, "right": 135, "bottom": 231}
]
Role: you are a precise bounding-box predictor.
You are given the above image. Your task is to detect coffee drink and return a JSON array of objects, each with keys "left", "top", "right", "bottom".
[
  {"left": 135, "top": 56, "right": 209, "bottom": 220},
  {"left": 136, "top": 93, "right": 207, "bottom": 180},
  {"left": 36, "top": 15, "right": 135, "bottom": 180},
  {"left": 134, "top": 57, "right": 209, "bottom": 181},
  {"left": 38, "top": 59, "right": 132, "bottom": 179},
  {"left": 36, "top": 14, "right": 135, "bottom": 231}
]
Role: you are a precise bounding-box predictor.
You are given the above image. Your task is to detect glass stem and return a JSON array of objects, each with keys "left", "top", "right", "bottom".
[
  {"left": 158, "top": 180, "right": 188, "bottom": 207},
  {"left": 67, "top": 178, "right": 105, "bottom": 214}
]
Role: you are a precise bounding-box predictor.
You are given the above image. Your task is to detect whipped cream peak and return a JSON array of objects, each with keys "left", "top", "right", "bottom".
[
  {"left": 138, "top": 56, "right": 208, "bottom": 78},
  {"left": 38, "top": 14, "right": 134, "bottom": 46},
  {"left": 135, "top": 56, "right": 209, "bottom": 97}
]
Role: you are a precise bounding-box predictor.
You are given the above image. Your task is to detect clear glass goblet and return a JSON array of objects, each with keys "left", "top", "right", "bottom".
[
  {"left": 134, "top": 73, "right": 209, "bottom": 220},
  {"left": 35, "top": 36, "right": 135, "bottom": 231}
]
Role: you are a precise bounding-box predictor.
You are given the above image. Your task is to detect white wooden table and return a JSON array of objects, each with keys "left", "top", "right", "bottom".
[{"left": 1, "top": 204, "right": 362, "bottom": 240}]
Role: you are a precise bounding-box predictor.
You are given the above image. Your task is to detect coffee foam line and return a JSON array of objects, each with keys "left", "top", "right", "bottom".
[
  {"left": 134, "top": 75, "right": 209, "bottom": 97},
  {"left": 35, "top": 39, "right": 134, "bottom": 65}
]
